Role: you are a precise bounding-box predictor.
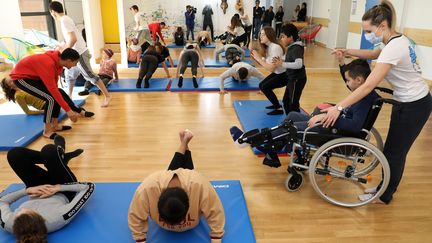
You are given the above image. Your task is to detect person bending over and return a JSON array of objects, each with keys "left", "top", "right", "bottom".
[
  {"left": 176, "top": 43, "right": 205, "bottom": 88},
  {"left": 128, "top": 129, "right": 225, "bottom": 243},
  {"left": 1, "top": 78, "right": 94, "bottom": 119},
  {"left": 215, "top": 44, "right": 246, "bottom": 66},
  {"left": 136, "top": 45, "right": 170, "bottom": 88},
  {"left": 219, "top": 62, "right": 264, "bottom": 93},
  {"left": 0, "top": 135, "right": 94, "bottom": 242}
]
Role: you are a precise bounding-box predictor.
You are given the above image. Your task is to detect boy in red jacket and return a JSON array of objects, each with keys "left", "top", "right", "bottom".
[{"left": 9, "top": 48, "right": 80, "bottom": 138}]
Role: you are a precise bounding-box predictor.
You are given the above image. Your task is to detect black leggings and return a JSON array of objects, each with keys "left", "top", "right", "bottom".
[
  {"left": 14, "top": 79, "right": 82, "bottom": 123},
  {"left": 244, "top": 25, "right": 252, "bottom": 47},
  {"left": 167, "top": 151, "right": 194, "bottom": 171},
  {"left": 179, "top": 50, "right": 199, "bottom": 76},
  {"left": 379, "top": 93, "right": 432, "bottom": 203},
  {"left": 259, "top": 73, "right": 289, "bottom": 108},
  {"left": 231, "top": 33, "right": 248, "bottom": 47},
  {"left": 7, "top": 144, "right": 77, "bottom": 201},
  {"left": 138, "top": 55, "right": 159, "bottom": 83},
  {"left": 282, "top": 77, "right": 307, "bottom": 114}
]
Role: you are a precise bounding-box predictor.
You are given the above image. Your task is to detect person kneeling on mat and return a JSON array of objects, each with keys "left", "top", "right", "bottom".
[
  {"left": 0, "top": 135, "right": 94, "bottom": 242},
  {"left": 219, "top": 61, "right": 264, "bottom": 94},
  {"left": 215, "top": 44, "right": 245, "bottom": 67},
  {"left": 128, "top": 129, "right": 225, "bottom": 243},
  {"left": 176, "top": 43, "right": 205, "bottom": 88}
]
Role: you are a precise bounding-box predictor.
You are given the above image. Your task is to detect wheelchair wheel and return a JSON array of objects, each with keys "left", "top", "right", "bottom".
[
  {"left": 353, "top": 127, "right": 384, "bottom": 176},
  {"left": 284, "top": 173, "right": 304, "bottom": 192},
  {"left": 308, "top": 137, "right": 390, "bottom": 207}
]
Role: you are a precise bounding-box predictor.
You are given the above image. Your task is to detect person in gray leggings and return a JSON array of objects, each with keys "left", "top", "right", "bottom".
[{"left": 176, "top": 43, "right": 205, "bottom": 88}]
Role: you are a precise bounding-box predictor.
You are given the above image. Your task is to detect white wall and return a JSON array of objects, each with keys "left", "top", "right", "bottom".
[
  {"left": 305, "top": 0, "right": 331, "bottom": 45},
  {"left": 82, "top": 0, "right": 104, "bottom": 65},
  {"left": 1, "top": 1, "right": 24, "bottom": 39},
  {"left": 121, "top": 0, "right": 254, "bottom": 39},
  {"left": 346, "top": 0, "right": 432, "bottom": 80}
]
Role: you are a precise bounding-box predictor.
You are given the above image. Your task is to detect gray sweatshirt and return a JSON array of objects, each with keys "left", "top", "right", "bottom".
[{"left": 0, "top": 182, "right": 95, "bottom": 233}]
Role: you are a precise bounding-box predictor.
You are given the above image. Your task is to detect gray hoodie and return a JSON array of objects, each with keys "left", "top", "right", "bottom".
[{"left": 0, "top": 182, "right": 94, "bottom": 233}]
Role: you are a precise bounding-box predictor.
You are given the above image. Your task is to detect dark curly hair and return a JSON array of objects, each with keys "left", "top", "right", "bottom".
[
  {"left": 1, "top": 78, "right": 16, "bottom": 102},
  {"left": 13, "top": 212, "right": 48, "bottom": 243}
]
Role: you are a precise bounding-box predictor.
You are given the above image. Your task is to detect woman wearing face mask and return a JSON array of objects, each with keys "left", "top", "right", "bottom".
[{"left": 324, "top": 0, "right": 431, "bottom": 204}]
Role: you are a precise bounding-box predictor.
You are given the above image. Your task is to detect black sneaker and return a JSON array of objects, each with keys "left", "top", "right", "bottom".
[
  {"left": 267, "top": 109, "right": 284, "bottom": 115},
  {"left": 178, "top": 76, "right": 184, "bottom": 88},
  {"left": 265, "top": 105, "right": 280, "bottom": 109},
  {"left": 144, "top": 80, "right": 150, "bottom": 88},
  {"left": 78, "top": 90, "right": 90, "bottom": 96},
  {"left": 192, "top": 77, "right": 198, "bottom": 88}
]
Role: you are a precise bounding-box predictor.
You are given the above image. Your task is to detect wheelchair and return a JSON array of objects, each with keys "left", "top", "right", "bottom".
[{"left": 237, "top": 88, "right": 399, "bottom": 207}]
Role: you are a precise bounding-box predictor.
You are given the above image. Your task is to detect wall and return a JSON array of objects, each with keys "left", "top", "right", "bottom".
[
  {"left": 121, "top": 0, "right": 254, "bottom": 39},
  {"left": 283, "top": 0, "right": 301, "bottom": 22},
  {"left": 347, "top": 0, "right": 432, "bottom": 80},
  {"left": 101, "top": 0, "right": 120, "bottom": 43},
  {"left": 82, "top": 0, "right": 105, "bottom": 64},
  {"left": 305, "top": 0, "right": 331, "bottom": 46},
  {"left": 0, "top": 1, "right": 24, "bottom": 39}
]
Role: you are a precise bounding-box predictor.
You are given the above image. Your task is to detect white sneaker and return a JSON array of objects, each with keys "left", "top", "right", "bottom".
[
  {"left": 364, "top": 187, "right": 378, "bottom": 194},
  {"left": 358, "top": 193, "right": 374, "bottom": 202}
]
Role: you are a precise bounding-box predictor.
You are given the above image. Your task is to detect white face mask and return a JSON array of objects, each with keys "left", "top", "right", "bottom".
[{"left": 365, "top": 27, "right": 383, "bottom": 44}]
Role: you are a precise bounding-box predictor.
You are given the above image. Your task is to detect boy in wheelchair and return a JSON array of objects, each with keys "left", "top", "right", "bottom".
[{"left": 230, "top": 58, "right": 379, "bottom": 168}]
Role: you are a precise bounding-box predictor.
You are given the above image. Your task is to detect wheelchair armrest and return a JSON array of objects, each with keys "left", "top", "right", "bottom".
[
  {"left": 302, "top": 123, "right": 323, "bottom": 142},
  {"left": 375, "top": 87, "right": 393, "bottom": 95},
  {"left": 378, "top": 97, "right": 401, "bottom": 106}
]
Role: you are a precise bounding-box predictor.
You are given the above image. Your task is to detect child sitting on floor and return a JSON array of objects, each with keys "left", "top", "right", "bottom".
[{"left": 97, "top": 49, "right": 119, "bottom": 95}]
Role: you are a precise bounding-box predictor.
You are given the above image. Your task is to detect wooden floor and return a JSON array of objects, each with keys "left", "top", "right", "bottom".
[{"left": 1, "top": 45, "right": 432, "bottom": 242}]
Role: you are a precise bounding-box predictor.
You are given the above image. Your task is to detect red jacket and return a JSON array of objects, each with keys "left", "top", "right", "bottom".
[
  {"left": 10, "top": 51, "right": 71, "bottom": 112},
  {"left": 148, "top": 23, "right": 165, "bottom": 42}
]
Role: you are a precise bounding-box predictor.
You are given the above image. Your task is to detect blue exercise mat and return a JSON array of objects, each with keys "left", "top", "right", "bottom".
[
  {"left": 0, "top": 181, "right": 255, "bottom": 243},
  {"left": 166, "top": 43, "right": 216, "bottom": 49},
  {"left": 233, "top": 100, "right": 307, "bottom": 155},
  {"left": 221, "top": 48, "right": 251, "bottom": 57},
  {"left": 90, "top": 78, "right": 170, "bottom": 92},
  {"left": 0, "top": 99, "right": 85, "bottom": 151},
  {"left": 170, "top": 77, "right": 260, "bottom": 92}
]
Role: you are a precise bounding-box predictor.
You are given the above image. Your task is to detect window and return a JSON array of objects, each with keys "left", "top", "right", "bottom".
[{"left": 19, "top": 0, "right": 56, "bottom": 44}]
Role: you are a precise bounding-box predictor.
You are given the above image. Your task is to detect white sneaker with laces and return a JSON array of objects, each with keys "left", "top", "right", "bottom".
[{"left": 364, "top": 187, "right": 378, "bottom": 194}]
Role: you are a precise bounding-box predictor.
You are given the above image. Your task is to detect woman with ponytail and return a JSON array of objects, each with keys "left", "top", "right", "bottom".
[{"left": 322, "top": 0, "right": 431, "bottom": 204}]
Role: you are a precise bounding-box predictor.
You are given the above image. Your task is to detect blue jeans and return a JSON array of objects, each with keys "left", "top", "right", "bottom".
[{"left": 253, "top": 18, "right": 262, "bottom": 39}]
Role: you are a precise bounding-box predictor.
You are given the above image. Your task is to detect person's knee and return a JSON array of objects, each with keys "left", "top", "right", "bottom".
[
  {"left": 40, "top": 144, "right": 58, "bottom": 161},
  {"left": 7, "top": 147, "right": 27, "bottom": 166}
]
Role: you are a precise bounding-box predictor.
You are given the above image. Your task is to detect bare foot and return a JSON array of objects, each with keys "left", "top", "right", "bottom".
[
  {"left": 101, "top": 96, "right": 112, "bottom": 107},
  {"left": 182, "top": 129, "right": 194, "bottom": 144},
  {"left": 179, "top": 130, "right": 186, "bottom": 142}
]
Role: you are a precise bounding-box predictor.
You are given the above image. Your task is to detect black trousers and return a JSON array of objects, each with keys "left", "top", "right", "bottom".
[
  {"left": 231, "top": 33, "right": 248, "bottom": 47},
  {"left": 275, "top": 23, "right": 282, "bottom": 37},
  {"left": 138, "top": 55, "right": 159, "bottom": 83},
  {"left": 179, "top": 51, "right": 199, "bottom": 76},
  {"left": 168, "top": 151, "right": 194, "bottom": 170},
  {"left": 259, "top": 73, "right": 288, "bottom": 108},
  {"left": 203, "top": 23, "right": 214, "bottom": 40},
  {"left": 244, "top": 25, "right": 252, "bottom": 47},
  {"left": 282, "top": 77, "right": 307, "bottom": 114},
  {"left": 379, "top": 93, "right": 432, "bottom": 203},
  {"left": 7, "top": 144, "right": 77, "bottom": 201},
  {"left": 14, "top": 79, "right": 82, "bottom": 123}
]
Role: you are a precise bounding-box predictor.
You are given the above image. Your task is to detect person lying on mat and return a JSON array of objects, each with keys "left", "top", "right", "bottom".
[
  {"left": 215, "top": 44, "right": 246, "bottom": 66},
  {"left": 0, "top": 135, "right": 95, "bottom": 241},
  {"left": 136, "top": 45, "right": 170, "bottom": 88},
  {"left": 154, "top": 41, "right": 174, "bottom": 68},
  {"left": 219, "top": 62, "right": 264, "bottom": 94},
  {"left": 229, "top": 58, "right": 379, "bottom": 168},
  {"left": 128, "top": 129, "right": 225, "bottom": 243},
  {"left": 8, "top": 48, "right": 81, "bottom": 139},
  {"left": 1, "top": 78, "right": 94, "bottom": 120},
  {"left": 176, "top": 43, "right": 205, "bottom": 88}
]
